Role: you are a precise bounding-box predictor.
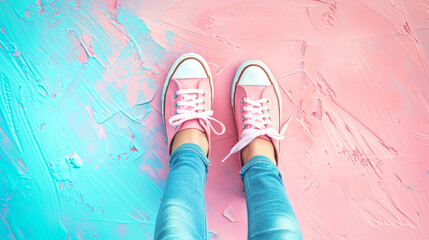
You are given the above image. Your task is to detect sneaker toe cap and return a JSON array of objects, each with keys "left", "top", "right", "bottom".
[
  {"left": 172, "top": 59, "right": 208, "bottom": 79},
  {"left": 238, "top": 66, "right": 271, "bottom": 86}
]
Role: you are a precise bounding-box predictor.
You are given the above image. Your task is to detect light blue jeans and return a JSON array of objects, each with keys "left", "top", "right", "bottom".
[{"left": 154, "top": 143, "right": 302, "bottom": 240}]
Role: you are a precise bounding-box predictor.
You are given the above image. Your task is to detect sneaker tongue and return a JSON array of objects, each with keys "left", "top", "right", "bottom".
[
  {"left": 172, "top": 78, "right": 207, "bottom": 133},
  {"left": 239, "top": 85, "right": 272, "bottom": 141}
]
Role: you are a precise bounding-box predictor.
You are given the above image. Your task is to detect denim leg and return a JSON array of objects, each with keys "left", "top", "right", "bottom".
[
  {"left": 154, "top": 143, "right": 209, "bottom": 240},
  {"left": 240, "top": 155, "right": 303, "bottom": 240}
]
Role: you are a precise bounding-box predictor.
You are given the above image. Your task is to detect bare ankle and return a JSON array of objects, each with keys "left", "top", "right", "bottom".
[
  {"left": 171, "top": 129, "right": 209, "bottom": 155},
  {"left": 241, "top": 137, "right": 276, "bottom": 165}
]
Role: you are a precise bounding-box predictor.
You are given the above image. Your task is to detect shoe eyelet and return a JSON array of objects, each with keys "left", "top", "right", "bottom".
[
  {"left": 174, "top": 102, "right": 177, "bottom": 108},
  {"left": 203, "top": 92, "right": 206, "bottom": 96},
  {"left": 174, "top": 126, "right": 177, "bottom": 129},
  {"left": 242, "top": 125, "right": 245, "bottom": 129},
  {"left": 174, "top": 93, "right": 177, "bottom": 99},
  {"left": 240, "top": 98, "right": 244, "bottom": 103},
  {"left": 267, "top": 108, "right": 270, "bottom": 112},
  {"left": 242, "top": 116, "right": 245, "bottom": 121},
  {"left": 203, "top": 100, "right": 206, "bottom": 105},
  {"left": 266, "top": 99, "right": 269, "bottom": 104},
  {"left": 240, "top": 108, "right": 244, "bottom": 113}
]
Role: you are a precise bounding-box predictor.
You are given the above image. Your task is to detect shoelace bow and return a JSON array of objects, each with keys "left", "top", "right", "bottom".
[
  {"left": 168, "top": 89, "right": 225, "bottom": 135},
  {"left": 222, "top": 97, "right": 292, "bottom": 162}
]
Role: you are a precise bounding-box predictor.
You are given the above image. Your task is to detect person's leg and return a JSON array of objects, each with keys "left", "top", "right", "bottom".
[
  {"left": 240, "top": 153, "right": 302, "bottom": 240},
  {"left": 226, "top": 60, "right": 302, "bottom": 239},
  {"left": 154, "top": 142, "right": 209, "bottom": 240},
  {"left": 155, "top": 53, "right": 225, "bottom": 239}
]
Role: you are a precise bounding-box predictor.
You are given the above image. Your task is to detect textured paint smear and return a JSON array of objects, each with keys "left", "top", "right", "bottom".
[{"left": 0, "top": 0, "right": 428, "bottom": 239}]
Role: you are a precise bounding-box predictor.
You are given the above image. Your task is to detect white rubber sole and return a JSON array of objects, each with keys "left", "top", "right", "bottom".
[
  {"left": 231, "top": 60, "right": 283, "bottom": 116},
  {"left": 161, "top": 53, "right": 214, "bottom": 126}
]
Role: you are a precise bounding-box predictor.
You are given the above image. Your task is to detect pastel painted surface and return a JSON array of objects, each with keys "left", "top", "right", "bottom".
[{"left": 0, "top": 0, "right": 428, "bottom": 239}]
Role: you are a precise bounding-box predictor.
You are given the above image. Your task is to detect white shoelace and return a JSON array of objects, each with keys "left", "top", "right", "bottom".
[
  {"left": 168, "top": 89, "right": 226, "bottom": 135},
  {"left": 222, "top": 97, "right": 292, "bottom": 162}
]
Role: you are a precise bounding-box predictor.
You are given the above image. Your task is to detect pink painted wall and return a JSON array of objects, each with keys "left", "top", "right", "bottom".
[{"left": 1, "top": 0, "right": 428, "bottom": 239}]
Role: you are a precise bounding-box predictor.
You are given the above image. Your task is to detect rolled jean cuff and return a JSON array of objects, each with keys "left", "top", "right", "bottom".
[
  {"left": 169, "top": 143, "right": 210, "bottom": 168},
  {"left": 239, "top": 155, "right": 282, "bottom": 179}
]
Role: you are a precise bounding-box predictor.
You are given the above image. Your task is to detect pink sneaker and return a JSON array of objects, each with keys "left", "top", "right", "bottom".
[
  {"left": 162, "top": 53, "right": 225, "bottom": 155},
  {"left": 223, "top": 60, "right": 292, "bottom": 165}
]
